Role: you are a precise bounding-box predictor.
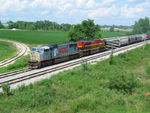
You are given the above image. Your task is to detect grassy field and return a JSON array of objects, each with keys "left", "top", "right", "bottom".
[
  {"left": 0, "top": 30, "right": 69, "bottom": 45},
  {"left": 101, "top": 31, "right": 131, "bottom": 38},
  {"left": 0, "top": 41, "right": 17, "bottom": 61},
  {"left": 0, "top": 56, "right": 29, "bottom": 73},
  {"left": 0, "top": 30, "right": 129, "bottom": 45},
  {"left": 0, "top": 44, "right": 150, "bottom": 113}
]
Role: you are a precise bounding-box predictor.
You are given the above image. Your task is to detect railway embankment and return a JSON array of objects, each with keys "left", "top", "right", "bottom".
[{"left": 0, "top": 43, "right": 150, "bottom": 112}]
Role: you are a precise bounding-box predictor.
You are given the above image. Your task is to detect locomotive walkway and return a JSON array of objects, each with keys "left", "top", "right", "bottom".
[
  {"left": 0, "top": 38, "right": 30, "bottom": 68},
  {"left": 0, "top": 40, "right": 149, "bottom": 92}
]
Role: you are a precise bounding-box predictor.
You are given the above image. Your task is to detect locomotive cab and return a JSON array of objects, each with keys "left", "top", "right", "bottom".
[{"left": 29, "top": 46, "right": 51, "bottom": 68}]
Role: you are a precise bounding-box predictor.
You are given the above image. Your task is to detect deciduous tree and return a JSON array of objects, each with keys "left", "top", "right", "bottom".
[
  {"left": 0, "top": 21, "right": 4, "bottom": 29},
  {"left": 69, "top": 19, "right": 101, "bottom": 41},
  {"left": 133, "top": 17, "right": 150, "bottom": 34}
]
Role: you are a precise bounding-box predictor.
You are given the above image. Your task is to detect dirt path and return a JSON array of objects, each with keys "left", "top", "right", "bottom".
[{"left": 0, "top": 39, "right": 30, "bottom": 67}]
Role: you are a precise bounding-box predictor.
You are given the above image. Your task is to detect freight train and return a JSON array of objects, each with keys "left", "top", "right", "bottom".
[{"left": 29, "top": 34, "right": 150, "bottom": 69}]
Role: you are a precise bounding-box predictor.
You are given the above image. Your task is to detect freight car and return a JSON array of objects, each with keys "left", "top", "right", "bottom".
[
  {"left": 29, "top": 39, "right": 105, "bottom": 68},
  {"left": 104, "top": 36, "right": 129, "bottom": 48},
  {"left": 104, "top": 34, "right": 147, "bottom": 48},
  {"left": 147, "top": 34, "right": 150, "bottom": 39}
]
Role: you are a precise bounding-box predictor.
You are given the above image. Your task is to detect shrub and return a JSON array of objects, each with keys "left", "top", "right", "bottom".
[
  {"left": 81, "top": 60, "right": 89, "bottom": 71},
  {"left": 145, "top": 62, "right": 150, "bottom": 75},
  {"left": 109, "top": 50, "right": 115, "bottom": 65},
  {"left": 108, "top": 73, "right": 139, "bottom": 94},
  {"left": 2, "top": 83, "right": 11, "bottom": 96}
]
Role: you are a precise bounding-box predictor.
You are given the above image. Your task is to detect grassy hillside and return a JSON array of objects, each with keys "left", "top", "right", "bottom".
[
  {"left": 0, "top": 41, "right": 17, "bottom": 61},
  {"left": 0, "top": 44, "right": 150, "bottom": 113},
  {"left": 0, "top": 30, "right": 129, "bottom": 45}
]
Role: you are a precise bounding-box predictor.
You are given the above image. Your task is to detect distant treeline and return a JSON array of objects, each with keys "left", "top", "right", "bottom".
[
  {"left": 5, "top": 20, "right": 73, "bottom": 31},
  {"left": 0, "top": 20, "right": 134, "bottom": 32},
  {"left": 101, "top": 25, "right": 133, "bottom": 29}
]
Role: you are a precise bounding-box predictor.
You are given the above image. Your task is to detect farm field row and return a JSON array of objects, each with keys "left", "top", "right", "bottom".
[
  {"left": 0, "top": 41, "right": 17, "bottom": 62},
  {"left": 0, "top": 30, "right": 129, "bottom": 45},
  {"left": 0, "top": 44, "right": 150, "bottom": 113}
]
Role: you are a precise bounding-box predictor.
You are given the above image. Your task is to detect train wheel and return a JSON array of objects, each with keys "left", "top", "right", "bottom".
[{"left": 38, "top": 63, "right": 41, "bottom": 68}]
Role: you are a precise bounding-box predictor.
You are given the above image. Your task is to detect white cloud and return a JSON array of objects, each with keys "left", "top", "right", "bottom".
[
  {"left": 100, "top": 0, "right": 117, "bottom": 6},
  {"left": 86, "top": 0, "right": 96, "bottom": 8},
  {"left": 40, "top": 10, "right": 49, "bottom": 15},
  {"left": 120, "top": 4, "right": 144, "bottom": 18},
  {"left": 30, "top": 0, "right": 54, "bottom": 8},
  {"left": 0, "top": 0, "right": 27, "bottom": 14},
  {"left": 76, "top": 0, "right": 86, "bottom": 8},
  {"left": 0, "top": 0, "right": 150, "bottom": 25},
  {"left": 87, "top": 5, "right": 118, "bottom": 18}
]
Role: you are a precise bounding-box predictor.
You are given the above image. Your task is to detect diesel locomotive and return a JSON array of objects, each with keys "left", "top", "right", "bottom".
[{"left": 29, "top": 34, "right": 150, "bottom": 69}]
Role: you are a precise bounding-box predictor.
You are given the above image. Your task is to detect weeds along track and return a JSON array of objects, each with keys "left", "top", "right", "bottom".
[
  {"left": 0, "top": 40, "right": 149, "bottom": 88},
  {"left": 0, "top": 39, "right": 29, "bottom": 68}
]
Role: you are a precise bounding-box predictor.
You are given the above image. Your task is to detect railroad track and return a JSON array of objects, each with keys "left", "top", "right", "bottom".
[
  {"left": 0, "top": 40, "right": 29, "bottom": 67},
  {"left": 0, "top": 40, "right": 148, "bottom": 88},
  {"left": 0, "top": 68, "right": 31, "bottom": 79}
]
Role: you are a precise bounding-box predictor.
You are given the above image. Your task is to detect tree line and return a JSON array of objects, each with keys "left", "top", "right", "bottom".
[
  {"left": 101, "top": 25, "right": 132, "bottom": 29},
  {"left": 2, "top": 20, "right": 73, "bottom": 31},
  {"left": 0, "top": 21, "right": 4, "bottom": 29}
]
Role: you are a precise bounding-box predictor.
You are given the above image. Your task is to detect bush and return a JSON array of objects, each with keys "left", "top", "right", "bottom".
[
  {"left": 109, "top": 51, "right": 115, "bottom": 65},
  {"left": 2, "top": 84, "right": 11, "bottom": 96},
  {"left": 108, "top": 73, "right": 139, "bottom": 94},
  {"left": 81, "top": 60, "right": 89, "bottom": 71},
  {"left": 145, "top": 63, "right": 150, "bottom": 75}
]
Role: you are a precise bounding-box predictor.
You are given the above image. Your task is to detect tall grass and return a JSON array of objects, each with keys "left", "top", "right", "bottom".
[{"left": 0, "top": 44, "right": 150, "bottom": 113}]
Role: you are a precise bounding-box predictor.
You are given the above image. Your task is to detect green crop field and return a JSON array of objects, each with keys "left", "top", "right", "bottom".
[
  {"left": 101, "top": 31, "right": 130, "bottom": 38},
  {"left": 0, "top": 30, "right": 129, "bottom": 45},
  {"left": 0, "top": 44, "right": 150, "bottom": 113},
  {"left": 0, "top": 30, "right": 69, "bottom": 45},
  {"left": 0, "top": 41, "right": 17, "bottom": 62}
]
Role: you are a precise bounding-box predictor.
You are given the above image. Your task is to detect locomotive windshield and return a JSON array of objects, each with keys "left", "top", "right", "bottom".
[
  {"left": 32, "top": 47, "right": 37, "bottom": 51},
  {"left": 32, "top": 47, "right": 44, "bottom": 53}
]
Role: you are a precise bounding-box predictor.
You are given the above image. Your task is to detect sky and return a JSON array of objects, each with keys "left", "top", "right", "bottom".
[{"left": 0, "top": 0, "right": 150, "bottom": 25}]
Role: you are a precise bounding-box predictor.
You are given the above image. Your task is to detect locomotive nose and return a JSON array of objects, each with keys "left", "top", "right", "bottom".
[{"left": 30, "top": 52, "right": 40, "bottom": 62}]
